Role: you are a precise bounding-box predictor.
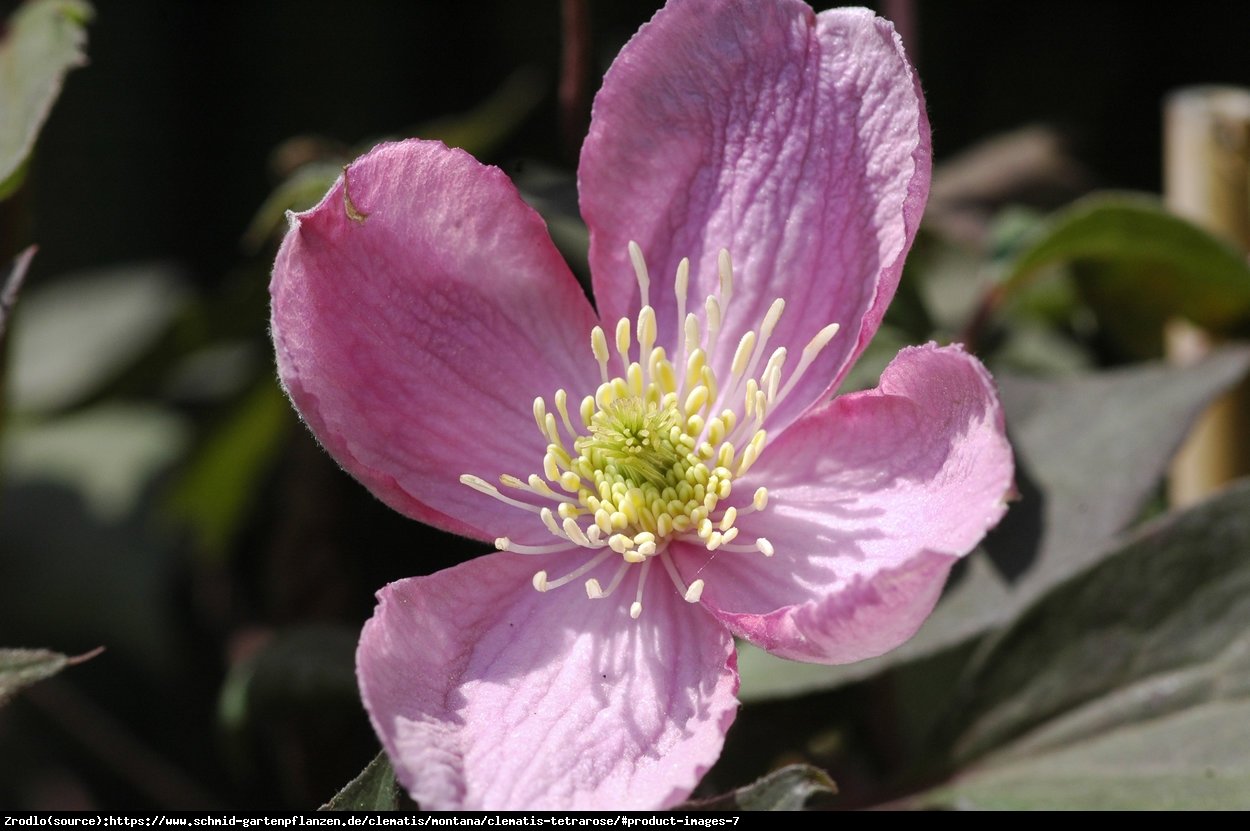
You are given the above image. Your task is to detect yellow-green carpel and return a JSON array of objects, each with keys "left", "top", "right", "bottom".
[{"left": 461, "top": 242, "right": 839, "bottom": 618}]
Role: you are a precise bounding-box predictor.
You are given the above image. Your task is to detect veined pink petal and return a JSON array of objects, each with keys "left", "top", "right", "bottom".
[
  {"left": 580, "top": 0, "right": 930, "bottom": 430},
  {"left": 681, "top": 344, "right": 1013, "bottom": 664},
  {"left": 271, "top": 139, "right": 599, "bottom": 541},
  {"left": 357, "top": 552, "right": 739, "bottom": 810}
]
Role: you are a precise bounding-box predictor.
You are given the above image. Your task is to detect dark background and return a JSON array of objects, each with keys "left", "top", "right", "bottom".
[{"left": 26, "top": 0, "right": 1250, "bottom": 284}]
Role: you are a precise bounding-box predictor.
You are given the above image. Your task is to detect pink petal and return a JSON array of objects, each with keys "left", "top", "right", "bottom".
[
  {"left": 357, "top": 551, "right": 739, "bottom": 810},
  {"left": 580, "top": 0, "right": 930, "bottom": 430},
  {"left": 681, "top": 344, "right": 1013, "bottom": 664},
  {"left": 271, "top": 140, "right": 599, "bottom": 541}
]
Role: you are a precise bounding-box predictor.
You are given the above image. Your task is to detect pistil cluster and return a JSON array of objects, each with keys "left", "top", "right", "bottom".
[{"left": 462, "top": 243, "right": 840, "bottom": 618}]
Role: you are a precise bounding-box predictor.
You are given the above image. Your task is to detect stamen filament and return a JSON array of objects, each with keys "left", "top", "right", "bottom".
[
  {"left": 628, "top": 240, "right": 650, "bottom": 309},
  {"left": 773, "top": 322, "right": 841, "bottom": 412},
  {"left": 630, "top": 558, "right": 652, "bottom": 619},
  {"left": 497, "top": 537, "right": 574, "bottom": 555},
  {"left": 463, "top": 243, "right": 799, "bottom": 620},
  {"left": 539, "top": 547, "right": 616, "bottom": 592},
  {"left": 585, "top": 560, "right": 631, "bottom": 599},
  {"left": 459, "top": 475, "right": 544, "bottom": 513},
  {"left": 674, "top": 258, "right": 690, "bottom": 365}
]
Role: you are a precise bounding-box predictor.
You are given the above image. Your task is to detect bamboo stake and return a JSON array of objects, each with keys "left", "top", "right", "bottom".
[{"left": 1165, "top": 86, "right": 1250, "bottom": 507}]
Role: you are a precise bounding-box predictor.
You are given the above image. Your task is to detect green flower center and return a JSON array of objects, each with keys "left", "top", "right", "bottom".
[{"left": 461, "top": 243, "right": 841, "bottom": 618}]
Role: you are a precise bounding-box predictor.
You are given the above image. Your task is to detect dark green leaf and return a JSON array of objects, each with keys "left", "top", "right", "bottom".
[
  {"left": 684, "top": 765, "right": 836, "bottom": 811},
  {"left": 918, "top": 480, "right": 1250, "bottom": 809},
  {"left": 999, "top": 193, "right": 1250, "bottom": 354},
  {"left": 738, "top": 347, "right": 1250, "bottom": 700},
  {"left": 242, "top": 162, "right": 342, "bottom": 252},
  {"left": 218, "top": 625, "right": 359, "bottom": 738},
  {"left": 0, "top": 0, "right": 92, "bottom": 189},
  {"left": 245, "top": 68, "right": 545, "bottom": 250},
  {"left": 168, "top": 381, "right": 291, "bottom": 564},
  {"left": 320, "top": 751, "right": 401, "bottom": 811}
]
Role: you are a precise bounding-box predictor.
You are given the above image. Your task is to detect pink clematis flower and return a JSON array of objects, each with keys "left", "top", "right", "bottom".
[{"left": 270, "top": 0, "right": 1013, "bottom": 811}]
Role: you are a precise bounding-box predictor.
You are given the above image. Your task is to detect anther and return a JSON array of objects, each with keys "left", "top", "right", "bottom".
[
  {"left": 532, "top": 397, "right": 548, "bottom": 437},
  {"left": 591, "top": 327, "right": 610, "bottom": 384},
  {"left": 615, "top": 317, "right": 632, "bottom": 365}
]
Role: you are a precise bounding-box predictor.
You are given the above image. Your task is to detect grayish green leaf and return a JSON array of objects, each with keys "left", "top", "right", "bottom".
[
  {"left": 919, "top": 481, "right": 1250, "bottom": 809},
  {"left": 0, "top": 648, "right": 66, "bottom": 705},
  {"left": 320, "top": 752, "right": 401, "bottom": 812},
  {"left": 0, "top": 0, "right": 92, "bottom": 189},
  {"left": 4, "top": 403, "right": 190, "bottom": 520},
  {"left": 7, "top": 263, "right": 190, "bottom": 413},
  {"left": 685, "top": 765, "right": 836, "bottom": 811},
  {"left": 738, "top": 347, "right": 1250, "bottom": 701}
]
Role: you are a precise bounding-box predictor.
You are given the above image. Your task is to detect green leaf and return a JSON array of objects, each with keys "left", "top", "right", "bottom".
[
  {"left": 999, "top": 193, "right": 1250, "bottom": 354},
  {"left": 6, "top": 263, "right": 191, "bottom": 413},
  {"left": 738, "top": 347, "right": 1250, "bottom": 701},
  {"left": 417, "top": 66, "right": 545, "bottom": 160},
  {"left": 0, "top": 648, "right": 66, "bottom": 705},
  {"left": 217, "top": 625, "right": 359, "bottom": 738},
  {"left": 918, "top": 480, "right": 1250, "bottom": 809},
  {"left": 242, "top": 161, "right": 342, "bottom": 253},
  {"left": 320, "top": 751, "right": 401, "bottom": 811},
  {"left": 4, "top": 402, "right": 191, "bottom": 520},
  {"left": 0, "top": 646, "right": 100, "bottom": 705},
  {"left": 244, "top": 68, "right": 545, "bottom": 251},
  {"left": 685, "top": 765, "right": 837, "bottom": 811},
  {"left": 168, "top": 381, "right": 291, "bottom": 564},
  {"left": 0, "top": 0, "right": 92, "bottom": 190}
]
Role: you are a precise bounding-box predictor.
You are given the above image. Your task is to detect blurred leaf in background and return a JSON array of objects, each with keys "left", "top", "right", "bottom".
[{"left": 0, "top": 0, "right": 91, "bottom": 198}]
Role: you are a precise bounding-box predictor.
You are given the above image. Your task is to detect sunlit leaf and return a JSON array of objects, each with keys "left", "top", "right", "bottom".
[
  {"left": 917, "top": 480, "right": 1250, "bottom": 809},
  {"left": 685, "top": 765, "right": 836, "bottom": 811},
  {"left": 738, "top": 347, "right": 1250, "bottom": 700},
  {"left": 320, "top": 752, "right": 401, "bottom": 812},
  {"left": 0, "top": 0, "right": 92, "bottom": 190},
  {"left": 999, "top": 193, "right": 1250, "bottom": 355}
]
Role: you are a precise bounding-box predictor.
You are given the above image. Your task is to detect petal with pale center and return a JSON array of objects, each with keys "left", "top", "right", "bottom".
[
  {"left": 271, "top": 140, "right": 600, "bottom": 541},
  {"left": 580, "top": 0, "right": 930, "bottom": 431},
  {"left": 357, "top": 551, "right": 739, "bottom": 810},
  {"left": 680, "top": 344, "right": 1014, "bottom": 664}
]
